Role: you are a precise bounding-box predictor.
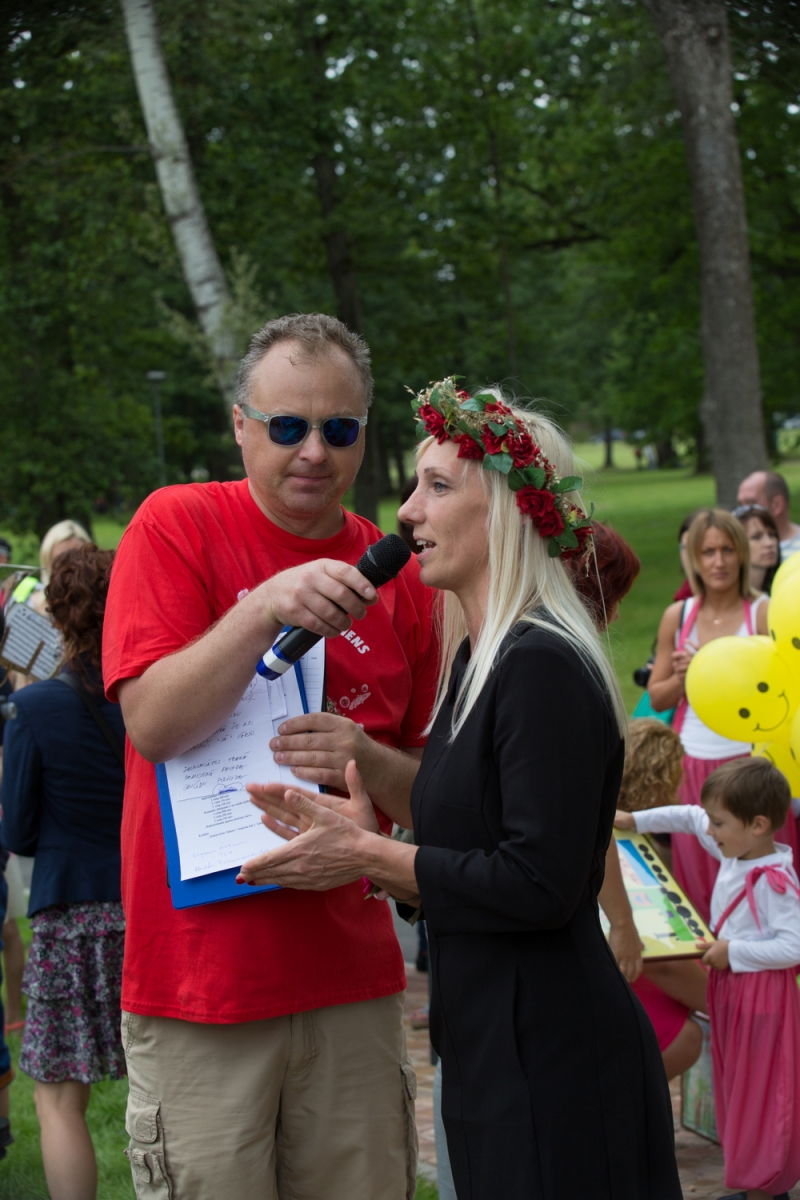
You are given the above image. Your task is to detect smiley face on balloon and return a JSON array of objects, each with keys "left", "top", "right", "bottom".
[{"left": 686, "top": 635, "right": 798, "bottom": 744}]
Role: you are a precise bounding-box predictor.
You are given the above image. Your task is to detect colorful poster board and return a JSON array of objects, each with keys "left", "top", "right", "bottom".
[{"left": 600, "top": 830, "right": 713, "bottom": 960}]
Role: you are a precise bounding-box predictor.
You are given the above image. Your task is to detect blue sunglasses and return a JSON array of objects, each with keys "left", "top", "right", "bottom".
[{"left": 240, "top": 403, "right": 368, "bottom": 448}]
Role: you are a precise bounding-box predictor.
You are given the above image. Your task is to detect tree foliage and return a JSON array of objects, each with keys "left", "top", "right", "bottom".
[{"left": 2, "top": 0, "right": 800, "bottom": 533}]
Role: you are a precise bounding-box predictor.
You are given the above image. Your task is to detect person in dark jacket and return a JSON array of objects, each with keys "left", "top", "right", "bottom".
[
  {"left": 1, "top": 544, "right": 124, "bottom": 1200},
  {"left": 237, "top": 386, "right": 681, "bottom": 1199}
]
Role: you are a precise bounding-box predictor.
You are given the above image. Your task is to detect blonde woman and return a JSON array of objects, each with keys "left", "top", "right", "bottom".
[
  {"left": 239, "top": 381, "right": 680, "bottom": 1199},
  {"left": 648, "top": 509, "right": 768, "bottom": 923},
  {"left": 12, "top": 520, "right": 92, "bottom": 618}
]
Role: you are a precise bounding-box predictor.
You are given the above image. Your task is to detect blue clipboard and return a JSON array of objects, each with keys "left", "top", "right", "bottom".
[{"left": 156, "top": 661, "right": 312, "bottom": 910}]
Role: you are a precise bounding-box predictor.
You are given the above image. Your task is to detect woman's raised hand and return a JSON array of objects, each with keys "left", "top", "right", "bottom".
[
  {"left": 246, "top": 759, "right": 380, "bottom": 841},
  {"left": 670, "top": 643, "right": 695, "bottom": 682},
  {"left": 235, "top": 760, "right": 380, "bottom": 891}
]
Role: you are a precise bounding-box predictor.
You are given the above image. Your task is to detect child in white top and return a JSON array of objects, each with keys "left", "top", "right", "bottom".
[{"left": 616, "top": 756, "right": 800, "bottom": 1200}]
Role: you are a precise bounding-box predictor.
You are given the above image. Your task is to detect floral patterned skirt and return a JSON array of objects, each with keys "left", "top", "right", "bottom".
[{"left": 20, "top": 900, "right": 126, "bottom": 1084}]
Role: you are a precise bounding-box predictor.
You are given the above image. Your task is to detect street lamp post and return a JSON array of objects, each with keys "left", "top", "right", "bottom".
[{"left": 146, "top": 370, "right": 167, "bottom": 488}]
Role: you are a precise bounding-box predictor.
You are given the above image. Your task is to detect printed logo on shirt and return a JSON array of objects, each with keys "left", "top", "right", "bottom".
[
  {"left": 340, "top": 628, "right": 371, "bottom": 655},
  {"left": 327, "top": 686, "right": 371, "bottom": 718},
  {"left": 340, "top": 683, "right": 371, "bottom": 712}
]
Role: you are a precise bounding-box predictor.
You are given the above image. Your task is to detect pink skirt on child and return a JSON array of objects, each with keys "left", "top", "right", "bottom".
[{"left": 708, "top": 965, "right": 800, "bottom": 1194}]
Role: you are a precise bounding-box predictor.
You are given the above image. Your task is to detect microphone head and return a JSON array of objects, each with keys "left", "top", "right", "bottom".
[{"left": 356, "top": 534, "right": 412, "bottom": 588}]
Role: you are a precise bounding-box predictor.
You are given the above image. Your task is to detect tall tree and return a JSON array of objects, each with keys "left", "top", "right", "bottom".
[
  {"left": 642, "top": 0, "right": 768, "bottom": 505},
  {"left": 300, "top": 3, "right": 381, "bottom": 523},
  {"left": 120, "top": 0, "right": 237, "bottom": 404}
]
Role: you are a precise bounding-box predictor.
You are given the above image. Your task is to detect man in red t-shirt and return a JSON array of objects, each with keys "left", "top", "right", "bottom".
[{"left": 103, "top": 314, "right": 437, "bottom": 1200}]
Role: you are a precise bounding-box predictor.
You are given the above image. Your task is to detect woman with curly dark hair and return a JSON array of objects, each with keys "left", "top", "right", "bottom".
[{"left": 1, "top": 544, "right": 125, "bottom": 1200}]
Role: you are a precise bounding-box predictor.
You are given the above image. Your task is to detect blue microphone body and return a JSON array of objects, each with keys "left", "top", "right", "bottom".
[{"left": 257, "top": 534, "right": 411, "bottom": 682}]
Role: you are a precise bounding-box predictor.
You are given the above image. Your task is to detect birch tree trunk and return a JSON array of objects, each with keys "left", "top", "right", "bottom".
[
  {"left": 642, "top": 0, "right": 768, "bottom": 506},
  {"left": 120, "top": 0, "right": 237, "bottom": 405}
]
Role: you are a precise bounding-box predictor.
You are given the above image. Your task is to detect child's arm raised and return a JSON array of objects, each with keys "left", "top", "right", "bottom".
[{"left": 624, "top": 804, "right": 722, "bottom": 861}]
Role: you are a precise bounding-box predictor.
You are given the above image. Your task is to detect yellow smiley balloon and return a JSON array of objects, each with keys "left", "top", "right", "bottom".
[
  {"left": 791, "top": 706, "right": 800, "bottom": 763},
  {"left": 771, "top": 551, "right": 800, "bottom": 599},
  {"left": 686, "top": 635, "right": 799, "bottom": 745},
  {"left": 753, "top": 740, "right": 800, "bottom": 798},
  {"left": 767, "top": 571, "right": 800, "bottom": 684}
]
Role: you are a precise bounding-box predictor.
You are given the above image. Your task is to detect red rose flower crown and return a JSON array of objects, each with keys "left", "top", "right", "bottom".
[{"left": 411, "top": 376, "right": 593, "bottom": 560}]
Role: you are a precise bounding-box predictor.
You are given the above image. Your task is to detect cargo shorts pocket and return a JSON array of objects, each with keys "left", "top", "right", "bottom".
[
  {"left": 125, "top": 1088, "right": 173, "bottom": 1199},
  {"left": 401, "top": 1061, "right": 418, "bottom": 1200}
]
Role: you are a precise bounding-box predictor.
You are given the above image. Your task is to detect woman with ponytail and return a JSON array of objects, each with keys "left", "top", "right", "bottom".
[{"left": 239, "top": 381, "right": 680, "bottom": 1199}]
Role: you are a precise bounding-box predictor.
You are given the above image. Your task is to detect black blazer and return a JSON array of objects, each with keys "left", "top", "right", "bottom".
[{"left": 0, "top": 667, "right": 125, "bottom": 916}]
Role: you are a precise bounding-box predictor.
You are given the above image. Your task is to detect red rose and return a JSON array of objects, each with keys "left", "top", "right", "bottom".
[
  {"left": 506, "top": 430, "right": 536, "bottom": 468},
  {"left": 455, "top": 434, "right": 484, "bottom": 461},
  {"left": 419, "top": 403, "right": 449, "bottom": 443},
  {"left": 456, "top": 389, "right": 470, "bottom": 400},
  {"left": 484, "top": 400, "right": 511, "bottom": 417},
  {"left": 515, "top": 486, "right": 565, "bottom": 538},
  {"left": 481, "top": 424, "right": 507, "bottom": 455},
  {"left": 562, "top": 525, "right": 593, "bottom": 561}
]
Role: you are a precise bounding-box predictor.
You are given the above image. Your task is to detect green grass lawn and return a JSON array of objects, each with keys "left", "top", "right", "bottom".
[{"left": 3, "top": 451, "right": 800, "bottom": 1196}]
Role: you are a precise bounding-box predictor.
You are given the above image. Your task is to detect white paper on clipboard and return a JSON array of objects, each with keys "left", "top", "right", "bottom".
[
  {"left": 163, "top": 642, "right": 325, "bottom": 881},
  {"left": 297, "top": 639, "right": 325, "bottom": 714}
]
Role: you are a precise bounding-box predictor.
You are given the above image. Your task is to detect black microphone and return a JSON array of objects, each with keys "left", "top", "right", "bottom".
[{"left": 256, "top": 533, "right": 412, "bottom": 681}]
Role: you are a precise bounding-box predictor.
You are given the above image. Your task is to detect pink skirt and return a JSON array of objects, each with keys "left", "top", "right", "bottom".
[
  {"left": 630, "top": 974, "right": 689, "bottom": 1052},
  {"left": 708, "top": 966, "right": 800, "bottom": 1193}
]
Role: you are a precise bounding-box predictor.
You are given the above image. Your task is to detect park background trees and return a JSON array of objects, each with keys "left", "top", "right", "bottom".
[{"left": 2, "top": 0, "right": 800, "bottom": 533}]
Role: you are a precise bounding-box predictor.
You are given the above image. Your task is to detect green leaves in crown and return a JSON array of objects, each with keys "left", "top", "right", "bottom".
[{"left": 411, "top": 377, "right": 592, "bottom": 559}]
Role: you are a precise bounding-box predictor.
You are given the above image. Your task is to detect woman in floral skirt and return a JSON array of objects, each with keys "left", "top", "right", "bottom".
[{"left": 1, "top": 545, "right": 125, "bottom": 1200}]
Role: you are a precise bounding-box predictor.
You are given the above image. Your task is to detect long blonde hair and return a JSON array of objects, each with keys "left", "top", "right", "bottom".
[{"left": 422, "top": 394, "right": 627, "bottom": 741}]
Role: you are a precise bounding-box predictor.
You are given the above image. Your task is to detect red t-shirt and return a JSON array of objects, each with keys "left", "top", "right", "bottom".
[{"left": 103, "top": 480, "right": 437, "bottom": 1023}]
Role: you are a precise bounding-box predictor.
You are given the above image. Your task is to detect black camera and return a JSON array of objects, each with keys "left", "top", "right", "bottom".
[{"left": 633, "top": 663, "right": 653, "bottom": 689}]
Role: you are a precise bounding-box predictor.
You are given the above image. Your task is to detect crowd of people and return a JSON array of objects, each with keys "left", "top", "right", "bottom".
[{"left": 0, "top": 312, "right": 796, "bottom": 1200}]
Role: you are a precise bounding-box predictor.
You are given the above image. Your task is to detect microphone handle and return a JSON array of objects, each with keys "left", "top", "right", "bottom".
[
  {"left": 256, "top": 534, "right": 410, "bottom": 682},
  {"left": 257, "top": 626, "right": 321, "bottom": 681}
]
